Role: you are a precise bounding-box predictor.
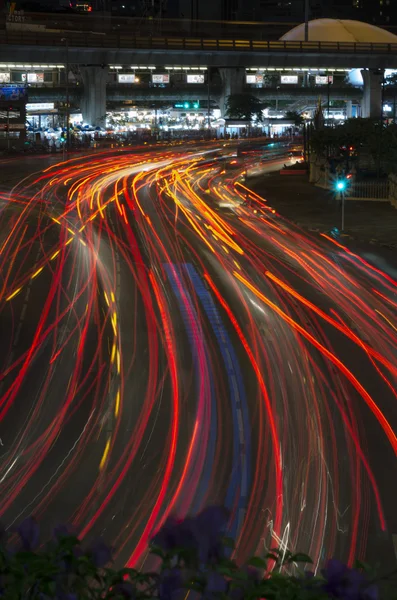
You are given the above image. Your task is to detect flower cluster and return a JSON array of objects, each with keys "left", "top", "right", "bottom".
[{"left": 0, "top": 510, "right": 383, "bottom": 600}]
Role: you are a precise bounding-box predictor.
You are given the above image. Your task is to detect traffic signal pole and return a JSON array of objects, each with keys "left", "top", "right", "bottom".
[
  {"left": 6, "top": 107, "right": 10, "bottom": 150},
  {"left": 336, "top": 180, "right": 346, "bottom": 231},
  {"left": 66, "top": 38, "right": 70, "bottom": 152},
  {"left": 341, "top": 191, "right": 345, "bottom": 231},
  {"left": 207, "top": 67, "right": 211, "bottom": 139},
  {"left": 61, "top": 37, "right": 70, "bottom": 153}
]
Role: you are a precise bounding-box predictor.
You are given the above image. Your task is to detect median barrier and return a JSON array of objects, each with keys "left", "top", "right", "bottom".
[{"left": 280, "top": 169, "right": 308, "bottom": 175}]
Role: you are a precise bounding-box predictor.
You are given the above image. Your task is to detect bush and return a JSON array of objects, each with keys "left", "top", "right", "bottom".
[{"left": 0, "top": 510, "right": 383, "bottom": 600}]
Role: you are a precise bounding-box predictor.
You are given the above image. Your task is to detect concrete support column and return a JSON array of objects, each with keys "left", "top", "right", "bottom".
[
  {"left": 218, "top": 67, "right": 245, "bottom": 117},
  {"left": 346, "top": 100, "right": 352, "bottom": 119},
  {"left": 80, "top": 65, "right": 108, "bottom": 127},
  {"left": 361, "top": 69, "right": 383, "bottom": 119},
  {"left": 19, "top": 102, "right": 26, "bottom": 140}
]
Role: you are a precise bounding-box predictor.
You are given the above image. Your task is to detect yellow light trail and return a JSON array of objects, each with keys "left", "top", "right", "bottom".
[
  {"left": 99, "top": 439, "right": 111, "bottom": 470},
  {"left": 6, "top": 287, "right": 22, "bottom": 301},
  {"left": 31, "top": 266, "right": 44, "bottom": 279},
  {"left": 115, "top": 389, "right": 120, "bottom": 417}
]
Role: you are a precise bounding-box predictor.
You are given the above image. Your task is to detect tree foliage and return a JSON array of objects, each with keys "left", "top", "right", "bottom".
[
  {"left": 284, "top": 110, "right": 304, "bottom": 127},
  {"left": 0, "top": 511, "right": 386, "bottom": 600},
  {"left": 226, "top": 94, "right": 266, "bottom": 122},
  {"left": 310, "top": 118, "right": 397, "bottom": 173}
]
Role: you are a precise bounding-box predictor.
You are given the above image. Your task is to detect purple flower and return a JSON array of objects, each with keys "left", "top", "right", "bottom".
[
  {"left": 112, "top": 582, "right": 136, "bottom": 599},
  {"left": 153, "top": 506, "right": 229, "bottom": 564},
  {"left": 205, "top": 571, "right": 228, "bottom": 597},
  {"left": 321, "top": 559, "right": 378, "bottom": 600},
  {"left": 229, "top": 567, "right": 260, "bottom": 600},
  {"left": 88, "top": 539, "right": 112, "bottom": 567},
  {"left": 17, "top": 516, "right": 39, "bottom": 550},
  {"left": 153, "top": 517, "right": 197, "bottom": 553},
  {"left": 158, "top": 567, "right": 184, "bottom": 600},
  {"left": 194, "top": 507, "right": 229, "bottom": 563},
  {"left": 53, "top": 525, "right": 72, "bottom": 540}
]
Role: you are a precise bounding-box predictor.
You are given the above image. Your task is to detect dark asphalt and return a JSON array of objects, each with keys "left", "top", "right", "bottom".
[{"left": 0, "top": 148, "right": 396, "bottom": 573}]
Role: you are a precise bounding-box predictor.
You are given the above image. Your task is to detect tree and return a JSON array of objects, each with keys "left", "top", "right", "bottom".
[
  {"left": 313, "top": 97, "right": 324, "bottom": 131},
  {"left": 284, "top": 110, "right": 304, "bottom": 127},
  {"left": 226, "top": 94, "right": 265, "bottom": 122},
  {"left": 309, "top": 118, "right": 397, "bottom": 174}
]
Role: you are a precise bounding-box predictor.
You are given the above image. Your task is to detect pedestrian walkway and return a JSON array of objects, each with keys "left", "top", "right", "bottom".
[{"left": 249, "top": 173, "right": 397, "bottom": 248}]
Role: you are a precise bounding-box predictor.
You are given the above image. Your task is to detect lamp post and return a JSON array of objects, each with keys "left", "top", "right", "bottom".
[
  {"left": 6, "top": 106, "right": 10, "bottom": 150},
  {"left": 304, "top": 0, "right": 309, "bottom": 42},
  {"left": 61, "top": 37, "right": 70, "bottom": 154},
  {"left": 336, "top": 179, "right": 346, "bottom": 231},
  {"left": 207, "top": 66, "right": 211, "bottom": 140},
  {"left": 327, "top": 79, "right": 331, "bottom": 126}
]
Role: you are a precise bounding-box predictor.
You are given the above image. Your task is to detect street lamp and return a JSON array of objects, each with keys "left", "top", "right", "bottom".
[
  {"left": 207, "top": 66, "right": 211, "bottom": 140},
  {"left": 336, "top": 179, "right": 346, "bottom": 231},
  {"left": 61, "top": 37, "right": 70, "bottom": 155}
]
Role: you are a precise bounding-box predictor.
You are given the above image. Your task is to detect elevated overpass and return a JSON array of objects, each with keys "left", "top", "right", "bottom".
[
  {"left": 3, "top": 29, "right": 397, "bottom": 69},
  {"left": 2, "top": 14, "right": 397, "bottom": 124},
  {"left": 26, "top": 83, "right": 367, "bottom": 105}
]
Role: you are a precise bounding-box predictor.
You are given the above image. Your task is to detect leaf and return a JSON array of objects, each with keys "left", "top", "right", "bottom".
[
  {"left": 148, "top": 545, "right": 166, "bottom": 559},
  {"left": 265, "top": 553, "right": 280, "bottom": 562},
  {"left": 354, "top": 560, "right": 372, "bottom": 573},
  {"left": 290, "top": 553, "right": 313, "bottom": 564},
  {"left": 247, "top": 557, "right": 268, "bottom": 569},
  {"left": 230, "top": 570, "right": 250, "bottom": 581},
  {"left": 216, "top": 566, "right": 236, "bottom": 577}
]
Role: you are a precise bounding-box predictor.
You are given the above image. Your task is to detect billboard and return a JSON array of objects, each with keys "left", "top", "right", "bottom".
[
  {"left": 118, "top": 74, "right": 135, "bottom": 83},
  {"left": 26, "top": 102, "right": 55, "bottom": 111},
  {"left": 187, "top": 74, "right": 205, "bottom": 84},
  {"left": 280, "top": 75, "right": 298, "bottom": 84},
  {"left": 0, "top": 85, "right": 27, "bottom": 100},
  {"left": 246, "top": 74, "right": 263, "bottom": 84},
  {"left": 27, "top": 72, "right": 44, "bottom": 83},
  {"left": 315, "top": 75, "right": 333, "bottom": 85},
  {"left": 0, "top": 73, "right": 10, "bottom": 83},
  {"left": 152, "top": 73, "right": 170, "bottom": 84}
]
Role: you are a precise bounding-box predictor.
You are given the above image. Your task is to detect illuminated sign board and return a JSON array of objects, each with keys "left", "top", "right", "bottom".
[
  {"left": 27, "top": 72, "right": 44, "bottom": 83},
  {"left": 0, "top": 73, "right": 10, "bottom": 83},
  {"left": 26, "top": 102, "right": 55, "bottom": 111},
  {"left": 246, "top": 74, "right": 263, "bottom": 84},
  {"left": 315, "top": 75, "right": 333, "bottom": 85},
  {"left": 0, "top": 85, "right": 27, "bottom": 100},
  {"left": 187, "top": 74, "right": 204, "bottom": 84},
  {"left": 152, "top": 73, "right": 170, "bottom": 84},
  {"left": 118, "top": 73, "right": 135, "bottom": 83},
  {"left": 174, "top": 101, "right": 200, "bottom": 109},
  {"left": 280, "top": 75, "right": 298, "bottom": 84}
]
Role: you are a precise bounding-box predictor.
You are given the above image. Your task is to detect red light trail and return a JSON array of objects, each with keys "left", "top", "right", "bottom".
[{"left": 0, "top": 147, "right": 395, "bottom": 572}]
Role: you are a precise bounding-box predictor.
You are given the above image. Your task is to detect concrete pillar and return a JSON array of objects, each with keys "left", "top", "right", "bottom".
[
  {"left": 218, "top": 68, "right": 245, "bottom": 118},
  {"left": 80, "top": 66, "right": 108, "bottom": 127},
  {"left": 346, "top": 100, "right": 353, "bottom": 119},
  {"left": 361, "top": 69, "right": 383, "bottom": 119}
]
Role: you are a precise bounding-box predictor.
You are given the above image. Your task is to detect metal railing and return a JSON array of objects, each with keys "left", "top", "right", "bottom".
[
  {"left": 346, "top": 180, "right": 390, "bottom": 200},
  {"left": 3, "top": 30, "right": 397, "bottom": 54}
]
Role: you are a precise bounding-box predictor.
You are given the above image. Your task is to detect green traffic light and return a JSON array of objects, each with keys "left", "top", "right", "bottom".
[{"left": 336, "top": 181, "right": 346, "bottom": 191}]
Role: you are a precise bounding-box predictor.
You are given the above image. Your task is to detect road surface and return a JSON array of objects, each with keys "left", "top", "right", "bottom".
[{"left": 0, "top": 145, "right": 396, "bottom": 572}]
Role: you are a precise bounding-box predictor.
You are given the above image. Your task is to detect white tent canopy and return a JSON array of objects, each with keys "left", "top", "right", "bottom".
[{"left": 280, "top": 19, "right": 397, "bottom": 43}]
